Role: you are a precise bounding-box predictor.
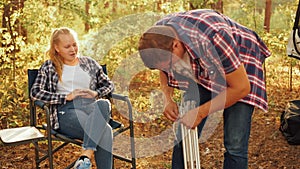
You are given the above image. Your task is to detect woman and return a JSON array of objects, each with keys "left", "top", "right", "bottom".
[{"left": 31, "top": 27, "right": 114, "bottom": 169}]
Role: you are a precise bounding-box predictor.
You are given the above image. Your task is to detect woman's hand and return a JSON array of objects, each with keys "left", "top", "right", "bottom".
[
  {"left": 66, "top": 89, "right": 98, "bottom": 101},
  {"left": 79, "top": 89, "right": 98, "bottom": 98},
  {"left": 163, "top": 101, "right": 179, "bottom": 122}
]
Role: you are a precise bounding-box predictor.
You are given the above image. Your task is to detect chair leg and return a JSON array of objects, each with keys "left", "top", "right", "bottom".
[
  {"left": 129, "top": 111, "right": 136, "bottom": 169},
  {"left": 33, "top": 141, "right": 40, "bottom": 169},
  {"left": 130, "top": 132, "right": 136, "bottom": 168},
  {"left": 65, "top": 160, "right": 76, "bottom": 169},
  {"left": 112, "top": 158, "right": 115, "bottom": 168},
  {"left": 47, "top": 132, "right": 54, "bottom": 169}
]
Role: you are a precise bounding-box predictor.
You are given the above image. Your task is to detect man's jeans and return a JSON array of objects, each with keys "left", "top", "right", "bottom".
[
  {"left": 56, "top": 98, "right": 113, "bottom": 169},
  {"left": 172, "top": 84, "right": 254, "bottom": 169}
]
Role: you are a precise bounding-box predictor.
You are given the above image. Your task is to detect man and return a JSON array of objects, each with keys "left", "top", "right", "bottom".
[{"left": 138, "top": 9, "right": 271, "bottom": 169}]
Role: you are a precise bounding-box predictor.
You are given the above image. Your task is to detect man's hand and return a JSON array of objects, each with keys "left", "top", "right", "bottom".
[
  {"left": 179, "top": 107, "right": 207, "bottom": 129},
  {"left": 163, "top": 101, "right": 179, "bottom": 122}
]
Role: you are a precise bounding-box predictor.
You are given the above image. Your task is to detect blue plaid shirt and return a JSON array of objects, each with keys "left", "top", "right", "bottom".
[
  {"left": 30, "top": 56, "right": 114, "bottom": 129},
  {"left": 156, "top": 9, "right": 271, "bottom": 111}
]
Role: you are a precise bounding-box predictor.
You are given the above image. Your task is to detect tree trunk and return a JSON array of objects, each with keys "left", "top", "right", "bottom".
[
  {"left": 85, "top": 0, "right": 90, "bottom": 32},
  {"left": 289, "top": 62, "right": 293, "bottom": 91},
  {"left": 211, "top": 0, "right": 223, "bottom": 13},
  {"left": 1, "top": 0, "right": 26, "bottom": 84},
  {"left": 58, "top": 0, "right": 61, "bottom": 14},
  {"left": 157, "top": 0, "right": 167, "bottom": 11},
  {"left": 112, "top": 0, "right": 117, "bottom": 13},
  {"left": 264, "top": 0, "right": 272, "bottom": 32},
  {"left": 2, "top": 0, "right": 25, "bottom": 34},
  {"left": 189, "top": 0, "right": 199, "bottom": 10},
  {"left": 264, "top": 0, "right": 272, "bottom": 88}
]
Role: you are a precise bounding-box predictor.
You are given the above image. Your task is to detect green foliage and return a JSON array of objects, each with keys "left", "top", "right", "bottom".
[
  {"left": 189, "top": 0, "right": 219, "bottom": 9},
  {"left": 0, "top": 69, "right": 30, "bottom": 127},
  {"left": 223, "top": 0, "right": 298, "bottom": 69}
]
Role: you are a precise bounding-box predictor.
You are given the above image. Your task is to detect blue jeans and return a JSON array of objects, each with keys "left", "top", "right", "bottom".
[
  {"left": 172, "top": 85, "right": 254, "bottom": 169},
  {"left": 56, "top": 98, "right": 113, "bottom": 169}
]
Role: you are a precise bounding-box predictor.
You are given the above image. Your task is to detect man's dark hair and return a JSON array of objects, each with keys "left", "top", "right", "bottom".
[{"left": 138, "top": 26, "right": 176, "bottom": 69}]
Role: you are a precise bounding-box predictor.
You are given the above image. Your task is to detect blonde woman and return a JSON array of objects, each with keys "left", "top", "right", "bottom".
[{"left": 31, "top": 27, "right": 114, "bottom": 169}]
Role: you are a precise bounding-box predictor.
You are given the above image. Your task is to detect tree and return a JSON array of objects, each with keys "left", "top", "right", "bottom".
[
  {"left": 188, "top": 0, "right": 220, "bottom": 10},
  {"left": 85, "top": 0, "right": 90, "bottom": 32},
  {"left": 1, "top": 0, "right": 26, "bottom": 82},
  {"left": 2, "top": 0, "right": 26, "bottom": 38},
  {"left": 211, "top": 0, "right": 223, "bottom": 13},
  {"left": 264, "top": 0, "right": 272, "bottom": 32}
]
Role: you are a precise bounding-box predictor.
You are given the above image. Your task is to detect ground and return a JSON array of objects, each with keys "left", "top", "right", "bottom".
[
  {"left": 1, "top": 59, "right": 300, "bottom": 168},
  {"left": 1, "top": 88, "right": 300, "bottom": 169}
]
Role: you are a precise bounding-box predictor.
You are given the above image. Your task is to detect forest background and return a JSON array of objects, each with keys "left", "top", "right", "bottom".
[{"left": 1, "top": 0, "right": 300, "bottom": 168}]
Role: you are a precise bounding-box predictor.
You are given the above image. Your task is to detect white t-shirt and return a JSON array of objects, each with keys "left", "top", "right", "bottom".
[{"left": 57, "top": 64, "right": 91, "bottom": 94}]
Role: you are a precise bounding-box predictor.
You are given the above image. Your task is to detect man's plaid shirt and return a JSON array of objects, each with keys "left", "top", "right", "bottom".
[
  {"left": 156, "top": 9, "right": 271, "bottom": 111},
  {"left": 30, "top": 56, "right": 114, "bottom": 129}
]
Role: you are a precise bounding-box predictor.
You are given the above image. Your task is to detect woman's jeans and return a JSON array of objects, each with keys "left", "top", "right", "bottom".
[
  {"left": 56, "top": 98, "right": 113, "bottom": 169},
  {"left": 172, "top": 84, "right": 254, "bottom": 169}
]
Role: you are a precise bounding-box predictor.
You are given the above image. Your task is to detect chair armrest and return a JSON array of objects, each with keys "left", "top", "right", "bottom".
[
  {"left": 109, "top": 119, "right": 123, "bottom": 129},
  {"left": 32, "top": 100, "right": 52, "bottom": 144},
  {"left": 111, "top": 93, "right": 128, "bottom": 101},
  {"left": 111, "top": 93, "right": 133, "bottom": 116},
  {"left": 34, "top": 100, "right": 46, "bottom": 109}
]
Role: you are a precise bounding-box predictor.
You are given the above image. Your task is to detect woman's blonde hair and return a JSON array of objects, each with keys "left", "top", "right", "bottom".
[{"left": 46, "top": 27, "right": 78, "bottom": 81}]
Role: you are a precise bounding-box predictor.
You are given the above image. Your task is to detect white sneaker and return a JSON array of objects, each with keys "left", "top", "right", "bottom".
[{"left": 73, "top": 156, "right": 92, "bottom": 169}]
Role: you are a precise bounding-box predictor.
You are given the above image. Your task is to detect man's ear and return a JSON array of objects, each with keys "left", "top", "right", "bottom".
[
  {"left": 172, "top": 39, "right": 181, "bottom": 49},
  {"left": 171, "top": 39, "right": 185, "bottom": 59},
  {"left": 172, "top": 39, "right": 185, "bottom": 52}
]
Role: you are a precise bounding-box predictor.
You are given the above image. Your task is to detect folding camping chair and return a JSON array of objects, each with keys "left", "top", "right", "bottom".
[{"left": 0, "top": 66, "right": 136, "bottom": 169}]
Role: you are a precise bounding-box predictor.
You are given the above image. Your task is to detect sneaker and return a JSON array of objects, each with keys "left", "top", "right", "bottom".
[{"left": 73, "top": 156, "right": 92, "bottom": 169}]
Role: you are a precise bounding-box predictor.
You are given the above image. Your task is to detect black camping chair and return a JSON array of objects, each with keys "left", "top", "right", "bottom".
[{"left": 1, "top": 66, "right": 136, "bottom": 169}]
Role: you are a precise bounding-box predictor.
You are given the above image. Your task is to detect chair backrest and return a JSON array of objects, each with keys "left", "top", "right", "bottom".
[
  {"left": 101, "top": 64, "right": 107, "bottom": 75},
  {"left": 28, "top": 69, "right": 38, "bottom": 96},
  {"left": 27, "top": 69, "right": 39, "bottom": 126}
]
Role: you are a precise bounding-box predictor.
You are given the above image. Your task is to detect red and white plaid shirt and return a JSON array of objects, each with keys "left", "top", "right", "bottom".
[{"left": 156, "top": 9, "right": 271, "bottom": 112}]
